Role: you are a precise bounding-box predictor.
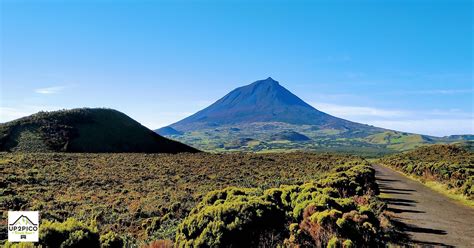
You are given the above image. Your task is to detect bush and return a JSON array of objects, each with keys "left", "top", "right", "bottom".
[
  {"left": 3, "top": 243, "right": 35, "bottom": 248},
  {"left": 176, "top": 187, "right": 287, "bottom": 247},
  {"left": 176, "top": 164, "right": 389, "bottom": 247},
  {"left": 100, "top": 231, "right": 123, "bottom": 248},
  {"left": 343, "top": 239, "right": 354, "bottom": 248},
  {"left": 327, "top": 236, "right": 338, "bottom": 248},
  {"left": 39, "top": 218, "right": 100, "bottom": 248}
]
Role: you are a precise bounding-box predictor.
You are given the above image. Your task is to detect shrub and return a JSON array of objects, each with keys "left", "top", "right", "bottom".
[
  {"left": 176, "top": 164, "right": 389, "bottom": 247},
  {"left": 176, "top": 187, "right": 287, "bottom": 247},
  {"left": 3, "top": 243, "right": 35, "bottom": 248},
  {"left": 100, "top": 231, "right": 124, "bottom": 248},
  {"left": 39, "top": 218, "right": 100, "bottom": 248},
  {"left": 343, "top": 239, "right": 354, "bottom": 248},
  {"left": 327, "top": 236, "right": 338, "bottom": 248}
]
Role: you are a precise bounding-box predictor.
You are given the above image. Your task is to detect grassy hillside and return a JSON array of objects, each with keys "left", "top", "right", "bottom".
[
  {"left": 0, "top": 108, "right": 198, "bottom": 153},
  {"left": 160, "top": 122, "right": 408, "bottom": 157},
  {"left": 162, "top": 122, "right": 473, "bottom": 156},
  {"left": 365, "top": 131, "right": 430, "bottom": 150},
  {"left": 378, "top": 143, "right": 474, "bottom": 201},
  {"left": 1, "top": 152, "right": 400, "bottom": 247}
]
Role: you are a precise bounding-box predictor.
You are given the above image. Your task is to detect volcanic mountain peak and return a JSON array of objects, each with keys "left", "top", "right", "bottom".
[
  {"left": 256, "top": 76, "right": 277, "bottom": 84},
  {"left": 249, "top": 77, "right": 280, "bottom": 88},
  {"left": 164, "top": 77, "right": 376, "bottom": 132},
  {"left": 216, "top": 77, "right": 311, "bottom": 108}
]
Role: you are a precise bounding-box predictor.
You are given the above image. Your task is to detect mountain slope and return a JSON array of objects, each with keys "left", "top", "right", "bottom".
[
  {"left": 156, "top": 78, "right": 393, "bottom": 154},
  {"left": 156, "top": 126, "right": 184, "bottom": 136},
  {"left": 156, "top": 78, "right": 472, "bottom": 155},
  {"left": 169, "top": 77, "right": 379, "bottom": 133},
  {"left": 0, "top": 108, "right": 199, "bottom": 153}
]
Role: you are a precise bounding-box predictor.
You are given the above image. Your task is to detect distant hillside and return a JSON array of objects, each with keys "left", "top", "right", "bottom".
[
  {"left": 383, "top": 143, "right": 472, "bottom": 162},
  {"left": 0, "top": 108, "right": 199, "bottom": 153},
  {"left": 443, "top": 135, "right": 474, "bottom": 141},
  {"left": 364, "top": 131, "right": 432, "bottom": 150},
  {"left": 270, "top": 131, "right": 311, "bottom": 142}
]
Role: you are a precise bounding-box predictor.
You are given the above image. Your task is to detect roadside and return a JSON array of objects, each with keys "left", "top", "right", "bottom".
[
  {"left": 394, "top": 170, "right": 474, "bottom": 208},
  {"left": 373, "top": 164, "right": 474, "bottom": 247}
]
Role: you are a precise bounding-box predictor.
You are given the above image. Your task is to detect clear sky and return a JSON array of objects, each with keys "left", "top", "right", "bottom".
[{"left": 1, "top": 0, "right": 472, "bottom": 136}]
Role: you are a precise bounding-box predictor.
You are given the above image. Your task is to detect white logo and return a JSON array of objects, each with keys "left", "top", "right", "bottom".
[{"left": 8, "top": 211, "right": 39, "bottom": 242}]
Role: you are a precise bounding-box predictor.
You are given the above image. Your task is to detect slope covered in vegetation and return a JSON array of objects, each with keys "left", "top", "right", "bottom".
[
  {"left": 0, "top": 152, "right": 398, "bottom": 247},
  {"left": 0, "top": 108, "right": 198, "bottom": 153},
  {"left": 364, "top": 131, "right": 431, "bottom": 151},
  {"left": 378, "top": 143, "right": 474, "bottom": 200}
]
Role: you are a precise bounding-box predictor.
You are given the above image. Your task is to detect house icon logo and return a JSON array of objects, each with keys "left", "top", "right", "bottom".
[{"left": 8, "top": 211, "right": 39, "bottom": 242}]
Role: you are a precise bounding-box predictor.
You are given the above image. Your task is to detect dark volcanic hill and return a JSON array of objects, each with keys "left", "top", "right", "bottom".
[
  {"left": 167, "top": 77, "right": 380, "bottom": 133},
  {"left": 0, "top": 108, "right": 198, "bottom": 153}
]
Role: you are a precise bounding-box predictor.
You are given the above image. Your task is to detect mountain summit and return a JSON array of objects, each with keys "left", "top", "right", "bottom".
[{"left": 165, "top": 77, "right": 371, "bottom": 132}]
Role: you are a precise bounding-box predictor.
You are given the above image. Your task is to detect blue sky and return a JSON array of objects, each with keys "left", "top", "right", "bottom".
[{"left": 1, "top": 0, "right": 472, "bottom": 136}]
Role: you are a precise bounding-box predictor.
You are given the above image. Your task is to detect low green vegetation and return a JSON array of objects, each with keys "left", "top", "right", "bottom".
[
  {"left": 378, "top": 143, "right": 474, "bottom": 202},
  {"left": 4, "top": 218, "right": 124, "bottom": 248},
  {"left": 365, "top": 131, "right": 429, "bottom": 151},
  {"left": 2, "top": 152, "right": 394, "bottom": 246},
  {"left": 165, "top": 122, "right": 398, "bottom": 157},
  {"left": 176, "top": 164, "right": 396, "bottom": 247},
  {"left": 163, "top": 122, "right": 473, "bottom": 157},
  {"left": 39, "top": 218, "right": 100, "bottom": 247}
]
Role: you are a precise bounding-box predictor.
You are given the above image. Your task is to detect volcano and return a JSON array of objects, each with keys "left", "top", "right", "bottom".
[
  {"left": 156, "top": 78, "right": 466, "bottom": 154},
  {"left": 160, "top": 77, "right": 377, "bottom": 132}
]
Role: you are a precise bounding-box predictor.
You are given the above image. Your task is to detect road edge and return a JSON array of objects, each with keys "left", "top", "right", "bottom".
[{"left": 373, "top": 163, "right": 474, "bottom": 208}]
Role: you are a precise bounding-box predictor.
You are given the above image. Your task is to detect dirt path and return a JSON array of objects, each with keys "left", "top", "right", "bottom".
[{"left": 372, "top": 164, "right": 474, "bottom": 247}]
